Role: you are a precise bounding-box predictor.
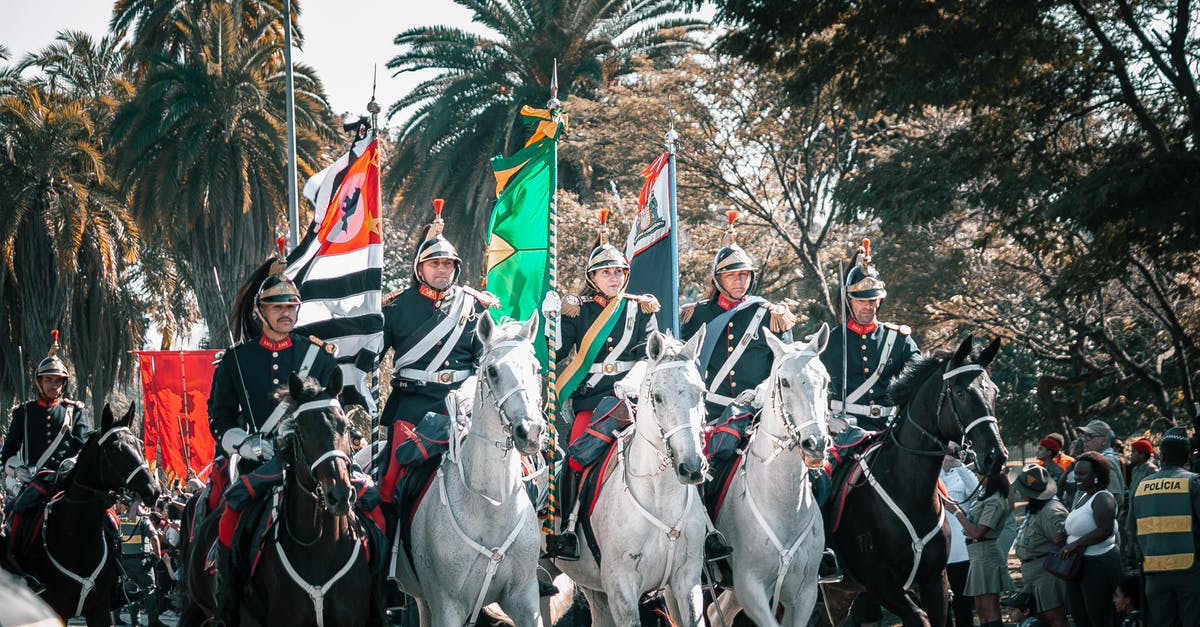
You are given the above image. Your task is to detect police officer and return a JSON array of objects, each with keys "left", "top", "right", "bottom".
[
  {"left": 821, "top": 239, "right": 920, "bottom": 434},
  {"left": 680, "top": 211, "right": 797, "bottom": 564},
  {"left": 376, "top": 199, "right": 498, "bottom": 508},
  {"left": 680, "top": 211, "right": 798, "bottom": 423},
  {"left": 116, "top": 499, "right": 165, "bottom": 627},
  {"left": 208, "top": 253, "right": 339, "bottom": 627},
  {"left": 1129, "top": 426, "right": 1200, "bottom": 625},
  {"left": 544, "top": 209, "right": 659, "bottom": 561},
  {"left": 2, "top": 330, "right": 90, "bottom": 494}
]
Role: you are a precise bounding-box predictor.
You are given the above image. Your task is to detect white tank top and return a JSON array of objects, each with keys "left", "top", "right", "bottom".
[{"left": 1065, "top": 490, "right": 1118, "bottom": 556}]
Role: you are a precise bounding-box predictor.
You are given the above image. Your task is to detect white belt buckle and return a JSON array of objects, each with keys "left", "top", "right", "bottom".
[
  {"left": 438, "top": 372, "right": 453, "bottom": 384},
  {"left": 870, "top": 406, "right": 881, "bottom": 417},
  {"left": 603, "top": 363, "right": 617, "bottom": 374}
]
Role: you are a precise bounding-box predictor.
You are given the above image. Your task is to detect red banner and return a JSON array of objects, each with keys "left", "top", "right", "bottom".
[{"left": 136, "top": 350, "right": 220, "bottom": 485}]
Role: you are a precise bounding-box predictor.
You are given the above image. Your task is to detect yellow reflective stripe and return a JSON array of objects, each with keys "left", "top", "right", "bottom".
[
  {"left": 1135, "top": 477, "right": 1189, "bottom": 496},
  {"left": 1144, "top": 553, "right": 1195, "bottom": 572},
  {"left": 1137, "top": 515, "right": 1194, "bottom": 535}
]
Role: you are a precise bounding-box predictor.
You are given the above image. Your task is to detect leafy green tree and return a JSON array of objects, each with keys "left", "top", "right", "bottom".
[
  {"left": 385, "top": 0, "right": 706, "bottom": 277},
  {"left": 111, "top": 1, "right": 336, "bottom": 333}
]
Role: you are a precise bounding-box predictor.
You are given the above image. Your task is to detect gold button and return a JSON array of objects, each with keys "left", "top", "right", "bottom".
[
  {"left": 272, "top": 352, "right": 279, "bottom": 358},
  {"left": 729, "top": 370, "right": 736, "bottom": 376},
  {"left": 863, "top": 368, "right": 870, "bottom": 374},
  {"left": 868, "top": 389, "right": 874, "bottom": 395},
  {"left": 730, "top": 381, "right": 737, "bottom": 388},
  {"left": 861, "top": 345, "right": 867, "bottom": 350},
  {"left": 272, "top": 364, "right": 279, "bottom": 370},
  {"left": 728, "top": 333, "right": 735, "bottom": 340},
  {"left": 728, "top": 347, "right": 734, "bottom": 353},
  {"left": 862, "top": 356, "right": 868, "bottom": 362},
  {"left": 273, "top": 379, "right": 279, "bottom": 385},
  {"left": 607, "top": 337, "right": 614, "bottom": 343}
]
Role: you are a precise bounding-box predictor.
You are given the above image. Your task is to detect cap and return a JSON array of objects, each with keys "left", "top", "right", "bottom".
[
  {"left": 1078, "top": 419, "right": 1113, "bottom": 438},
  {"left": 1038, "top": 437, "right": 1061, "bottom": 455},
  {"left": 1131, "top": 439, "right": 1153, "bottom": 456},
  {"left": 1163, "top": 426, "right": 1190, "bottom": 444},
  {"left": 1013, "top": 463, "right": 1057, "bottom": 501}
]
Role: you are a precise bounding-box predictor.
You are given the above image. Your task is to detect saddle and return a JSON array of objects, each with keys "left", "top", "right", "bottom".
[
  {"left": 576, "top": 441, "right": 622, "bottom": 565},
  {"left": 702, "top": 455, "right": 744, "bottom": 525},
  {"left": 6, "top": 474, "right": 58, "bottom": 549},
  {"left": 825, "top": 433, "right": 885, "bottom": 533}
]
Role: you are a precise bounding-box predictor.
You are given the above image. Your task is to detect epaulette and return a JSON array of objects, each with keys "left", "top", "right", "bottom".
[
  {"left": 213, "top": 349, "right": 226, "bottom": 365},
  {"left": 64, "top": 399, "right": 85, "bottom": 409},
  {"left": 767, "top": 299, "right": 799, "bottom": 334},
  {"left": 462, "top": 286, "right": 501, "bottom": 309},
  {"left": 382, "top": 290, "right": 402, "bottom": 307},
  {"left": 622, "top": 293, "right": 661, "bottom": 314},
  {"left": 309, "top": 335, "right": 338, "bottom": 355},
  {"left": 680, "top": 302, "right": 698, "bottom": 324},
  {"left": 562, "top": 294, "right": 581, "bottom": 318},
  {"left": 882, "top": 322, "right": 912, "bottom": 336}
]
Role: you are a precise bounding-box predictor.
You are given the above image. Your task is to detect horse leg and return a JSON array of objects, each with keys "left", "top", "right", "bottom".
[
  {"left": 874, "top": 584, "right": 930, "bottom": 627},
  {"left": 816, "top": 583, "right": 857, "bottom": 627},
  {"left": 707, "top": 589, "right": 743, "bottom": 626},
  {"left": 732, "top": 571, "right": 782, "bottom": 627},
  {"left": 786, "top": 579, "right": 821, "bottom": 627},
  {"left": 497, "top": 580, "right": 544, "bottom": 627},
  {"left": 665, "top": 568, "right": 704, "bottom": 627},
  {"left": 582, "top": 589, "right": 617, "bottom": 627},
  {"left": 916, "top": 571, "right": 948, "bottom": 627}
]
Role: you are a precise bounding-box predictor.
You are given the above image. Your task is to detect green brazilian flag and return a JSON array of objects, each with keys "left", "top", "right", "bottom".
[{"left": 484, "top": 106, "right": 564, "bottom": 366}]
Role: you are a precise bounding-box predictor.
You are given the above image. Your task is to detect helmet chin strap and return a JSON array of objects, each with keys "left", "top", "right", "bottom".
[{"left": 257, "top": 303, "right": 298, "bottom": 339}]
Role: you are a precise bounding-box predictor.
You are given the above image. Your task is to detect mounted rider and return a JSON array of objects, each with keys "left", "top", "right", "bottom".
[
  {"left": 680, "top": 211, "right": 799, "bottom": 564},
  {"left": 2, "top": 330, "right": 90, "bottom": 500},
  {"left": 207, "top": 248, "right": 339, "bottom": 627},
  {"left": 376, "top": 199, "right": 499, "bottom": 512},
  {"left": 543, "top": 209, "right": 660, "bottom": 561},
  {"left": 818, "top": 238, "right": 923, "bottom": 618}
]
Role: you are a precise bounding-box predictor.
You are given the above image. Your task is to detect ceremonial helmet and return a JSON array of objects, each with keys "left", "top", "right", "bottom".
[
  {"left": 34, "top": 329, "right": 69, "bottom": 380},
  {"left": 412, "top": 199, "right": 462, "bottom": 288},
  {"left": 844, "top": 238, "right": 887, "bottom": 300},
  {"left": 710, "top": 210, "right": 757, "bottom": 298},
  {"left": 256, "top": 238, "right": 301, "bottom": 307},
  {"left": 585, "top": 208, "right": 630, "bottom": 293}
]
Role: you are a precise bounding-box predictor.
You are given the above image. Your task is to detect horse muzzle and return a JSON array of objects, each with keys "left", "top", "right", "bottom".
[
  {"left": 322, "top": 482, "right": 355, "bottom": 516},
  {"left": 511, "top": 419, "right": 543, "bottom": 455},
  {"left": 675, "top": 458, "right": 707, "bottom": 485},
  {"left": 800, "top": 435, "right": 830, "bottom": 469}
]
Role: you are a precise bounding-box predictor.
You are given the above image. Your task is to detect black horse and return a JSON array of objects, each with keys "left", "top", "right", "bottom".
[
  {"left": 11, "top": 403, "right": 162, "bottom": 626},
  {"left": 181, "top": 370, "right": 380, "bottom": 627},
  {"left": 823, "top": 336, "right": 1008, "bottom": 627}
]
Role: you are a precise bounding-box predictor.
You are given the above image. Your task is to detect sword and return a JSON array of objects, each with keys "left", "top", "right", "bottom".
[
  {"left": 212, "top": 267, "right": 259, "bottom": 433},
  {"left": 838, "top": 261, "right": 848, "bottom": 425}
]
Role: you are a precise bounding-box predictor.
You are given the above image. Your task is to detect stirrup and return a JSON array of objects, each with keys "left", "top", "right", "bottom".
[
  {"left": 544, "top": 531, "right": 580, "bottom": 561},
  {"left": 704, "top": 530, "right": 733, "bottom": 563},
  {"left": 818, "top": 548, "right": 843, "bottom": 584}
]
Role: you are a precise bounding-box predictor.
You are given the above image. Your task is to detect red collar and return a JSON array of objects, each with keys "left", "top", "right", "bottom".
[
  {"left": 716, "top": 293, "right": 745, "bottom": 311},
  {"left": 418, "top": 285, "right": 447, "bottom": 302},
  {"left": 847, "top": 319, "right": 878, "bottom": 335},
  {"left": 259, "top": 335, "right": 293, "bottom": 351},
  {"left": 36, "top": 397, "right": 61, "bottom": 409}
]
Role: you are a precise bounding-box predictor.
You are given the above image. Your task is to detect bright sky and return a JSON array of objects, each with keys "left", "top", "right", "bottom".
[{"left": 0, "top": 0, "right": 477, "bottom": 119}]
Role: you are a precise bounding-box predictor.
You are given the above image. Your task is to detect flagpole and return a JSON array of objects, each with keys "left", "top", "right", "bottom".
[
  {"left": 543, "top": 61, "right": 562, "bottom": 538},
  {"left": 283, "top": 0, "right": 300, "bottom": 248},
  {"left": 665, "top": 124, "right": 681, "bottom": 334}
]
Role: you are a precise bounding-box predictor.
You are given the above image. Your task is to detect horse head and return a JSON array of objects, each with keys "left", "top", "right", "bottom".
[
  {"left": 762, "top": 323, "right": 833, "bottom": 468},
  {"left": 642, "top": 327, "right": 708, "bottom": 485},
  {"left": 71, "top": 403, "right": 161, "bottom": 504},
  {"left": 276, "top": 369, "right": 355, "bottom": 516},
  {"left": 893, "top": 336, "right": 1010, "bottom": 476},
  {"left": 474, "top": 312, "right": 545, "bottom": 456}
]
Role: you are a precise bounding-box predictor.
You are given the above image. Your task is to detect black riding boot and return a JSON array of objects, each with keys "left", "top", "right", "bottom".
[
  {"left": 703, "top": 528, "right": 733, "bottom": 563},
  {"left": 214, "top": 544, "right": 242, "bottom": 627},
  {"left": 544, "top": 470, "right": 580, "bottom": 560}
]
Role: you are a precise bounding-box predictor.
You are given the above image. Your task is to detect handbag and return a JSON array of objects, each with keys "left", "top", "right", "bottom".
[{"left": 1043, "top": 543, "right": 1083, "bottom": 580}]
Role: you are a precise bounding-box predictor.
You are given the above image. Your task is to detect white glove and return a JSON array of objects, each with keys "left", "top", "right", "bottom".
[
  {"left": 614, "top": 361, "right": 647, "bottom": 400},
  {"left": 14, "top": 465, "right": 33, "bottom": 484},
  {"left": 541, "top": 290, "right": 562, "bottom": 318},
  {"left": 221, "top": 428, "right": 250, "bottom": 457},
  {"left": 238, "top": 433, "right": 272, "bottom": 462},
  {"left": 734, "top": 389, "right": 758, "bottom": 407}
]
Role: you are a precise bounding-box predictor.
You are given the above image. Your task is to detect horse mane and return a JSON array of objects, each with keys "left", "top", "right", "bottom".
[{"left": 887, "top": 350, "right": 954, "bottom": 407}]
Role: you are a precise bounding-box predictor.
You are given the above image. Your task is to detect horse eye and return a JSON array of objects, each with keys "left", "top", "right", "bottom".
[
  {"left": 487, "top": 365, "right": 499, "bottom": 379},
  {"left": 781, "top": 379, "right": 791, "bottom": 388},
  {"left": 653, "top": 393, "right": 664, "bottom": 404}
]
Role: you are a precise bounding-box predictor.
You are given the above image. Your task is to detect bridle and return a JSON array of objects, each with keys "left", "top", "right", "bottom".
[
  {"left": 629, "top": 356, "right": 706, "bottom": 477},
  {"left": 67, "top": 427, "right": 153, "bottom": 503},
  {"left": 890, "top": 361, "right": 998, "bottom": 459},
  {"left": 751, "top": 350, "right": 829, "bottom": 466},
  {"left": 284, "top": 398, "right": 352, "bottom": 510}
]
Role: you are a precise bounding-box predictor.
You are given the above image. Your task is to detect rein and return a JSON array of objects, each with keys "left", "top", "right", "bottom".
[{"left": 751, "top": 350, "right": 827, "bottom": 466}]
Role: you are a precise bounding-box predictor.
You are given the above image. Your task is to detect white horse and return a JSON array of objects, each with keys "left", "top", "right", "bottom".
[
  {"left": 391, "top": 313, "right": 546, "bottom": 626},
  {"left": 710, "top": 324, "right": 833, "bottom": 626},
  {"left": 556, "top": 328, "right": 710, "bottom": 627}
]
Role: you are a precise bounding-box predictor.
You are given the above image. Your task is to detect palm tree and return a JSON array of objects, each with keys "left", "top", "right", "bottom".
[
  {"left": 0, "top": 79, "right": 142, "bottom": 416},
  {"left": 110, "top": 1, "right": 336, "bottom": 333},
  {"left": 385, "top": 0, "right": 706, "bottom": 275}
]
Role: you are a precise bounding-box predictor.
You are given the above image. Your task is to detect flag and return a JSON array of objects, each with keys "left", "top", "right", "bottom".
[
  {"left": 625, "top": 151, "right": 678, "bottom": 332},
  {"left": 136, "top": 350, "right": 220, "bottom": 484},
  {"left": 289, "top": 124, "right": 384, "bottom": 412},
  {"left": 484, "top": 105, "right": 566, "bottom": 364}
]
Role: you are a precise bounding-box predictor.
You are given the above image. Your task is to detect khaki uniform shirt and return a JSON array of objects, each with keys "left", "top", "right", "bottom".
[{"left": 1015, "top": 498, "right": 1069, "bottom": 560}]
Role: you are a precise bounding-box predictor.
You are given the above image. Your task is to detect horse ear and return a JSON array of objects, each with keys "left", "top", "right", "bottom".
[
  {"left": 476, "top": 311, "right": 495, "bottom": 345},
  {"left": 953, "top": 335, "right": 973, "bottom": 365},
  {"left": 519, "top": 310, "right": 540, "bottom": 343},
  {"left": 326, "top": 367, "right": 344, "bottom": 399},
  {"left": 101, "top": 403, "right": 115, "bottom": 432},
  {"left": 289, "top": 373, "right": 305, "bottom": 401},
  {"left": 646, "top": 330, "right": 666, "bottom": 361},
  {"left": 681, "top": 325, "right": 705, "bottom": 361},
  {"left": 120, "top": 403, "right": 136, "bottom": 428},
  {"left": 808, "top": 322, "right": 831, "bottom": 355},
  {"left": 977, "top": 337, "right": 1002, "bottom": 369},
  {"left": 761, "top": 327, "right": 785, "bottom": 358}
]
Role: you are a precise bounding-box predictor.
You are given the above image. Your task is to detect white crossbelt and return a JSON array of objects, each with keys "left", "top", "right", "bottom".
[
  {"left": 830, "top": 400, "right": 898, "bottom": 419},
  {"left": 259, "top": 343, "right": 323, "bottom": 436},
  {"left": 585, "top": 303, "right": 639, "bottom": 388},
  {"left": 395, "top": 367, "right": 471, "bottom": 385},
  {"left": 706, "top": 306, "right": 768, "bottom": 407},
  {"left": 844, "top": 327, "right": 899, "bottom": 405}
]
